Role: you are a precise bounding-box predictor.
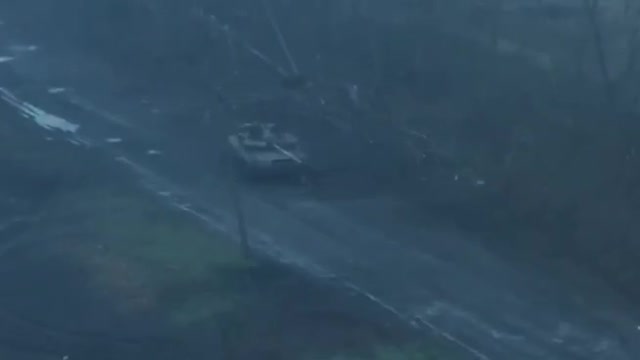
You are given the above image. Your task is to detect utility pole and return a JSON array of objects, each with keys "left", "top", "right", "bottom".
[
  {"left": 583, "top": 0, "right": 616, "bottom": 108},
  {"left": 215, "top": 89, "right": 251, "bottom": 260},
  {"left": 229, "top": 163, "right": 250, "bottom": 259}
]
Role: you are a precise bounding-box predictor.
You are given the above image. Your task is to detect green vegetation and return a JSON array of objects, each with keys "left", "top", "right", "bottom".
[
  {"left": 41, "top": 183, "right": 247, "bottom": 318},
  {"left": 0, "top": 113, "right": 454, "bottom": 359},
  {"left": 50, "top": 185, "right": 450, "bottom": 359}
]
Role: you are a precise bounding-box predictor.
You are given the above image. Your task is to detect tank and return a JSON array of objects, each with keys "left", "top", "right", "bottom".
[{"left": 227, "top": 122, "right": 308, "bottom": 180}]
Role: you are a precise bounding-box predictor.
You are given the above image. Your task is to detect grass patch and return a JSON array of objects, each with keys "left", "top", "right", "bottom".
[
  {"left": 54, "top": 186, "right": 453, "bottom": 359},
  {"left": 40, "top": 183, "right": 249, "bottom": 322},
  {"left": 1, "top": 108, "right": 456, "bottom": 359}
]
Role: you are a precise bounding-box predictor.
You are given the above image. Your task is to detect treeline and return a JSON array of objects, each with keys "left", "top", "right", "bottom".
[{"left": 3, "top": 0, "right": 639, "bottom": 301}]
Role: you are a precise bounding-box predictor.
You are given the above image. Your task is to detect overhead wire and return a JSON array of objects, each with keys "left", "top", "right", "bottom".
[{"left": 260, "top": 0, "right": 299, "bottom": 75}]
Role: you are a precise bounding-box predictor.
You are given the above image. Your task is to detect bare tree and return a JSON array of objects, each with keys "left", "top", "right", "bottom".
[
  {"left": 617, "top": 0, "right": 640, "bottom": 109},
  {"left": 583, "top": 0, "right": 616, "bottom": 107}
]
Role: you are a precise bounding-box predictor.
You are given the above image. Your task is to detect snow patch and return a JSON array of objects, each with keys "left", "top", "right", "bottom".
[
  {"left": 0, "top": 88, "right": 80, "bottom": 133},
  {"left": 419, "top": 301, "right": 522, "bottom": 348},
  {"left": 146, "top": 149, "right": 162, "bottom": 155},
  {"left": 105, "top": 138, "right": 123, "bottom": 144},
  {"left": 0, "top": 56, "right": 14, "bottom": 63},
  {"left": 68, "top": 137, "right": 91, "bottom": 147},
  {"left": 76, "top": 136, "right": 92, "bottom": 147},
  {"left": 47, "top": 87, "right": 66, "bottom": 94},
  {"left": 9, "top": 44, "right": 38, "bottom": 53},
  {"left": 66, "top": 95, "right": 133, "bottom": 128}
]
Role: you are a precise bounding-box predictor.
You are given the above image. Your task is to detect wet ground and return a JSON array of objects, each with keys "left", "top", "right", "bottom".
[
  {"left": 0, "top": 6, "right": 639, "bottom": 360},
  {"left": 0, "top": 100, "right": 446, "bottom": 360}
]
